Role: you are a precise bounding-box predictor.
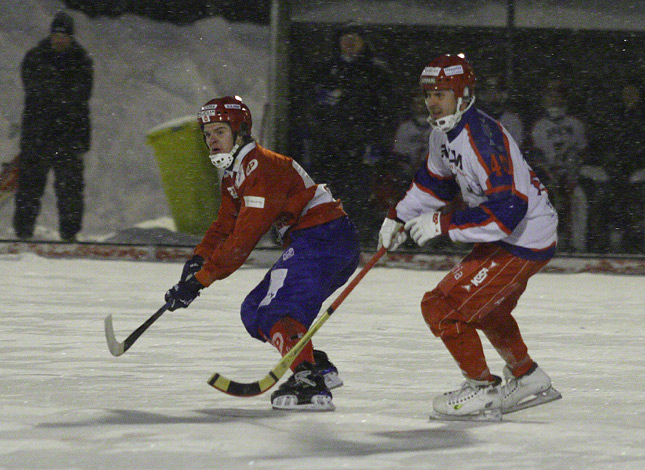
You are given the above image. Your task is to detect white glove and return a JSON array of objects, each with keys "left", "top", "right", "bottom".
[
  {"left": 405, "top": 211, "right": 444, "bottom": 246},
  {"left": 378, "top": 217, "right": 407, "bottom": 251}
]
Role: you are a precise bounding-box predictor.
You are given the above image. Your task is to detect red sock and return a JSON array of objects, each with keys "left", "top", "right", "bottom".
[
  {"left": 481, "top": 313, "right": 533, "bottom": 377},
  {"left": 268, "top": 317, "right": 314, "bottom": 371},
  {"left": 441, "top": 327, "right": 495, "bottom": 382}
]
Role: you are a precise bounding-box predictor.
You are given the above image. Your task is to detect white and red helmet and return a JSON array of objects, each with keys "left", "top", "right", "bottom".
[
  {"left": 197, "top": 95, "right": 252, "bottom": 136},
  {"left": 420, "top": 54, "right": 476, "bottom": 131}
]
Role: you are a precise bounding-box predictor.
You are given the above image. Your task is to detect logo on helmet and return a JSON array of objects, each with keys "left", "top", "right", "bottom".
[
  {"left": 197, "top": 96, "right": 252, "bottom": 135},
  {"left": 422, "top": 66, "right": 442, "bottom": 77},
  {"left": 444, "top": 65, "right": 464, "bottom": 76}
]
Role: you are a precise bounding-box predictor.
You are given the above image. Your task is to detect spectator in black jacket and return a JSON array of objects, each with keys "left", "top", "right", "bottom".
[
  {"left": 605, "top": 80, "right": 645, "bottom": 252},
  {"left": 308, "top": 23, "right": 398, "bottom": 245},
  {"left": 13, "top": 11, "right": 93, "bottom": 242}
]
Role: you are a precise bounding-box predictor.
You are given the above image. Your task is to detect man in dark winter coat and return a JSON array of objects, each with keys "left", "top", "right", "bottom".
[
  {"left": 308, "top": 24, "right": 398, "bottom": 245},
  {"left": 13, "top": 11, "right": 93, "bottom": 242}
]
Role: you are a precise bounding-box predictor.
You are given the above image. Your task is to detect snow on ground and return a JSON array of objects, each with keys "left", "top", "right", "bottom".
[{"left": 1, "top": 253, "right": 643, "bottom": 469}]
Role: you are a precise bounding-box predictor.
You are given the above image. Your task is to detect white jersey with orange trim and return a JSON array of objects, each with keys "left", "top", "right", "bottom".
[{"left": 394, "top": 106, "right": 558, "bottom": 260}]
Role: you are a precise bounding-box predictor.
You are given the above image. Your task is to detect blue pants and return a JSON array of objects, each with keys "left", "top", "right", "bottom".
[{"left": 241, "top": 216, "right": 361, "bottom": 341}]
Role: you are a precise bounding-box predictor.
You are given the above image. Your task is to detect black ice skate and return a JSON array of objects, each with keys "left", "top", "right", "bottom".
[
  {"left": 313, "top": 349, "right": 343, "bottom": 390},
  {"left": 271, "top": 362, "right": 334, "bottom": 411}
]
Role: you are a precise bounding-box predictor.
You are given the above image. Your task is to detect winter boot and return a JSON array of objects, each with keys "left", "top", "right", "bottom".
[
  {"left": 313, "top": 349, "right": 343, "bottom": 390},
  {"left": 501, "top": 363, "right": 562, "bottom": 414},
  {"left": 430, "top": 376, "right": 503, "bottom": 421},
  {"left": 271, "top": 362, "right": 334, "bottom": 411}
]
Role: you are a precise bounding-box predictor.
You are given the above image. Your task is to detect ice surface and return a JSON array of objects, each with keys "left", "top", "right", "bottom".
[{"left": 1, "top": 253, "right": 643, "bottom": 469}]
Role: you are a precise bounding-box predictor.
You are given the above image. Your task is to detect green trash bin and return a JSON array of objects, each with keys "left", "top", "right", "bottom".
[{"left": 146, "top": 116, "right": 220, "bottom": 235}]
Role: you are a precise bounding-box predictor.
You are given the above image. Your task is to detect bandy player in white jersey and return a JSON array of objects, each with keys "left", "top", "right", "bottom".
[{"left": 378, "top": 54, "right": 562, "bottom": 421}]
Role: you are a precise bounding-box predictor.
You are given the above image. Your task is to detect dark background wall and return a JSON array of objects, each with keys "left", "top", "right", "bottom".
[
  {"left": 288, "top": 22, "right": 645, "bottom": 164},
  {"left": 62, "top": 0, "right": 271, "bottom": 24}
]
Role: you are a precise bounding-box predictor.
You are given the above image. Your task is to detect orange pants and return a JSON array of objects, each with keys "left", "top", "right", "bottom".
[{"left": 421, "top": 243, "right": 550, "bottom": 381}]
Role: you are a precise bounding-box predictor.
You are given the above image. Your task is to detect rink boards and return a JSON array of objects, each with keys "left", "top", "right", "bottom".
[{"left": 1, "top": 239, "right": 644, "bottom": 275}]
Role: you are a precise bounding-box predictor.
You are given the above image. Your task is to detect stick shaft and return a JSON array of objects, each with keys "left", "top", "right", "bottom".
[
  {"left": 104, "top": 303, "right": 168, "bottom": 356},
  {"left": 208, "top": 247, "right": 387, "bottom": 396}
]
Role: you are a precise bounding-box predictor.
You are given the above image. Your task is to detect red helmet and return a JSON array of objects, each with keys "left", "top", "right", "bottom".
[
  {"left": 197, "top": 95, "right": 252, "bottom": 135},
  {"left": 419, "top": 54, "right": 476, "bottom": 101}
]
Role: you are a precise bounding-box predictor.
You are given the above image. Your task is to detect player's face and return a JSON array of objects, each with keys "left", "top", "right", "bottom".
[
  {"left": 203, "top": 122, "right": 234, "bottom": 154},
  {"left": 424, "top": 89, "right": 458, "bottom": 122}
]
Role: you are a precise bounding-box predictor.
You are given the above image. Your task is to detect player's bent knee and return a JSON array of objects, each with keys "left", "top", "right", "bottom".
[{"left": 421, "top": 289, "right": 460, "bottom": 337}]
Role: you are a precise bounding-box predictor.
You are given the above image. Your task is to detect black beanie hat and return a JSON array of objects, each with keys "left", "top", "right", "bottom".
[{"left": 51, "top": 11, "right": 74, "bottom": 36}]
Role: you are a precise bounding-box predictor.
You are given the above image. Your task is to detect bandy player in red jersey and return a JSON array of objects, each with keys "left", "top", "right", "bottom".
[
  {"left": 164, "top": 96, "right": 361, "bottom": 411},
  {"left": 379, "top": 54, "right": 562, "bottom": 421}
]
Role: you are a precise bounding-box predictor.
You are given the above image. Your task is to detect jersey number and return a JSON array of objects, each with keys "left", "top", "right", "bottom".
[{"left": 490, "top": 153, "right": 510, "bottom": 177}]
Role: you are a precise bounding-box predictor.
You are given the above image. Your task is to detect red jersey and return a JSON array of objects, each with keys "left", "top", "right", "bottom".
[{"left": 194, "top": 141, "right": 346, "bottom": 286}]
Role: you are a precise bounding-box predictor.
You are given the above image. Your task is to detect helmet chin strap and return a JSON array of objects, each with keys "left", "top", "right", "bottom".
[
  {"left": 429, "top": 96, "right": 475, "bottom": 132},
  {"left": 209, "top": 142, "right": 240, "bottom": 169}
]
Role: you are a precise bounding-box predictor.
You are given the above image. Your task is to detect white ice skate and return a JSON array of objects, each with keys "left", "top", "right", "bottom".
[
  {"left": 501, "top": 363, "right": 562, "bottom": 415},
  {"left": 429, "top": 377, "right": 503, "bottom": 422}
]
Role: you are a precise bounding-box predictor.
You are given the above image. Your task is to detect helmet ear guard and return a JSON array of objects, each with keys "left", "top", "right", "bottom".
[{"left": 238, "top": 121, "right": 250, "bottom": 137}]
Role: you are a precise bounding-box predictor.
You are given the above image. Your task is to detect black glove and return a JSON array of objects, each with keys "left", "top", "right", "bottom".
[
  {"left": 165, "top": 273, "right": 204, "bottom": 311},
  {"left": 181, "top": 255, "right": 204, "bottom": 282}
]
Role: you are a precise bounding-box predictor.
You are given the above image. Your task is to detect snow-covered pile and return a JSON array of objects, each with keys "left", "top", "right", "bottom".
[{"left": 0, "top": 0, "right": 269, "bottom": 240}]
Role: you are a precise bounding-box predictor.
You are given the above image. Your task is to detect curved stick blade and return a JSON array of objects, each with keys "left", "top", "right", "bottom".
[
  {"left": 208, "top": 370, "right": 281, "bottom": 397},
  {"left": 104, "top": 314, "right": 125, "bottom": 356}
]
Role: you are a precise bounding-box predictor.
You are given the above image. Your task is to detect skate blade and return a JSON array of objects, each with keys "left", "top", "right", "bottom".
[
  {"left": 502, "top": 387, "right": 562, "bottom": 415},
  {"left": 272, "top": 394, "right": 335, "bottom": 412},
  {"left": 429, "top": 408, "right": 502, "bottom": 422}
]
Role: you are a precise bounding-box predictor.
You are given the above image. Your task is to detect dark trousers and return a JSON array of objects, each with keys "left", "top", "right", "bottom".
[
  {"left": 310, "top": 144, "right": 378, "bottom": 247},
  {"left": 13, "top": 151, "right": 84, "bottom": 239}
]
